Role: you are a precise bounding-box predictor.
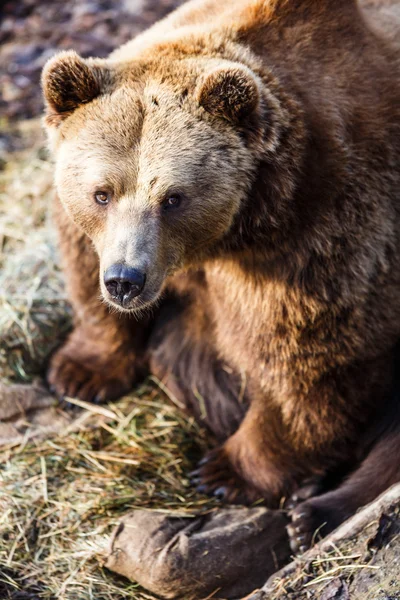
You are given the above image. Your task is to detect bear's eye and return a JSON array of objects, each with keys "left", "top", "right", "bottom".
[
  {"left": 95, "top": 191, "right": 110, "bottom": 205},
  {"left": 162, "top": 194, "right": 182, "bottom": 210}
]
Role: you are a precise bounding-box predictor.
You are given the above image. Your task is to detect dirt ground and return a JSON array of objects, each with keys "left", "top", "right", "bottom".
[{"left": 0, "top": 0, "right": 184, "bottom": 123}]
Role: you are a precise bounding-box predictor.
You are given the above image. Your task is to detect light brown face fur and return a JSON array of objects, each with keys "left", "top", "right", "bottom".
[{"left": 44, "top": 54, "right": 262, "bottom": 312}]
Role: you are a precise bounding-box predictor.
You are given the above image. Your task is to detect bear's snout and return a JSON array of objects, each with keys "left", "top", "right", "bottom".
[{"left": 104, "top": 264, "right": 146, "bottom": 307}]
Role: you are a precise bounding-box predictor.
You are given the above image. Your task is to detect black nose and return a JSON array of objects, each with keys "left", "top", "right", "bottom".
[{"left": 104, "top": 264, "right": 146, "bottom": 306}]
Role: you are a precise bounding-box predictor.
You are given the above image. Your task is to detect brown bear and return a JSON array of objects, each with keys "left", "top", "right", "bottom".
[{"left": 42, "top": 0, "right": 400, "bottom": 553}]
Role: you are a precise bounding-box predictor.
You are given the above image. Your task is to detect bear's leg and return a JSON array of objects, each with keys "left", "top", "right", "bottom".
[
  {"left": 47, "top": 198, "right": 152, "bottom": 403},
  {"left": 193, "top": 355, "right": 396, "bottom": 507},
  {"left": 287, "top": 428, "right": 400, "bottom": 553},
  {"left": 191, "top": 396, "right": 304, "bottom": 505}
]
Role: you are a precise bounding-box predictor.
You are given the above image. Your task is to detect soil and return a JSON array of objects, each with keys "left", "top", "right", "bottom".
[{"left": 0, "top": 0, "right": 183, "bottom": 123}]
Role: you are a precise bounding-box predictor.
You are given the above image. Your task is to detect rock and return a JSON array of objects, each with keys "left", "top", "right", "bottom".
[{"left": 105, "top": 506, "right": 292, "bottom": 600}]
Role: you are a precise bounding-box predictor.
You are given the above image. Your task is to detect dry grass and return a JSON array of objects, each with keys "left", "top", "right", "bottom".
[
  {"left": 0, "top": 119, "right": 215, "bottom": 599},
  {"left": 0, "top": 386, "right": 213, "bottom": 599},
  {"left": 268, "top": 541, "right": 376, "bottom": 599}
]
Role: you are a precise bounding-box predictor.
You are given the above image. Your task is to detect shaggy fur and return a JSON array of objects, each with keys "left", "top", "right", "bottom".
[{"left": 42, "top": 0, "right": 400, "bottom": 552}]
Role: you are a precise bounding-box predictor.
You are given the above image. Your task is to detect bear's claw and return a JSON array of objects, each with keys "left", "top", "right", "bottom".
[
  {"left": 191, "top": 447, "right": 263, "bottom": 505},
  {"left": 286, "top": 503, "right": 318, "bottom": 554},
  {"left": 287, "top": 495, "right": 344, "bottom": 554},
  {"left": 284, "top": 478, "right": 324, "bottom": 511}
]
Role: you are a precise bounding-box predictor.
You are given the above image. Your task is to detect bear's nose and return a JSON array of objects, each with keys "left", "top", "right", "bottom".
[{"left": 104, "top": 264, "right": 146, "bottom": 306}]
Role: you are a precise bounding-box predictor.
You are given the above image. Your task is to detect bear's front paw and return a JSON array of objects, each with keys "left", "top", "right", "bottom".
[
  {"left": 287, "top": 495, "right": 346, "bottom": 554},
  {"left": 190, "top": 447, "right": 263, "bottom": 505},
  {"left": 47, "top": 341, "right": 138, "bottom": 404}
]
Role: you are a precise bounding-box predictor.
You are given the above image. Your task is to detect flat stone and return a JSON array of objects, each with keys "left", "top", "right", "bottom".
[{"left": 105, "top": 506, "right": 291, "bottom": 600}]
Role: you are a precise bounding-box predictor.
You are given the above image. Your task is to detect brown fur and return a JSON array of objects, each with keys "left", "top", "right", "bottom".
[{"left": 42, "top": 0, "right": 400, "bottom": 550}]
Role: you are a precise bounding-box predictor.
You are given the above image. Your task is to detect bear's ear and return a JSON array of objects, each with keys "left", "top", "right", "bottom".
[
  {"left": 42, "top": 50, "right": 102, "bottom": 127},
  {"left": 196, "top": 65, "right": 260, "bottom": 123}
]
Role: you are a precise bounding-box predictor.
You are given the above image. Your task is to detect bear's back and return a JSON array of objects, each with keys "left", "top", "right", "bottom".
[{"left": 111, "top": 0, "right": 400, "bottom": 64}]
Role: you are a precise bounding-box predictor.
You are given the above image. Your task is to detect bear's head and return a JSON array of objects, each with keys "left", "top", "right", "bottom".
[{"left": 42, "top": 50, "right": 278, "bottom": 312}]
